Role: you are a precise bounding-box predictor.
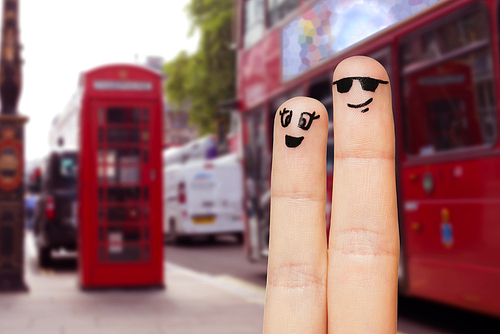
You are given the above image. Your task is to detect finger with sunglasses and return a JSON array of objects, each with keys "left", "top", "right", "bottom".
[
  {"left": 329, "top": 56, "right": 398, "bottom": 333},
  {"left": 263, "top": 56, "right": 398, "bottom": 334}
]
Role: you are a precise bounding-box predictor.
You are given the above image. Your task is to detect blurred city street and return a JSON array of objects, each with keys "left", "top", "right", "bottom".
[
  {"left": 0, "top": 1, "right": 497, "bottom": 333},
  {"left": 0, "top": 232, "right": 498, "bottom": 333},
  {"left": 0, "top": 232, "right": 265, "bottom": 334}
]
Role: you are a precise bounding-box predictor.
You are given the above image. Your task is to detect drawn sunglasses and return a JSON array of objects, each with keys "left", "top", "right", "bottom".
[{"left": 332, "top": 77, "right": 388, "bottom": 93}]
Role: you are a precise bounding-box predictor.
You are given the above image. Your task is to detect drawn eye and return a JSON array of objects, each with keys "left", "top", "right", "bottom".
[
  {"left": 334, "top": 78, "right": 353, "bottom": 93},
  {"left": 359, "top": 77, "right": 380, "bottom": 92},
  {"left": 279, "top": 108, "right": 292, "bottom": 127},
  {"left": 298, "top": 111, "right": 320, "bottom": 130}
]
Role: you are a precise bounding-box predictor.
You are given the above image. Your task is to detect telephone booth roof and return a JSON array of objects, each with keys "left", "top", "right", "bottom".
[{"left": 79, "top": 63, "right": 163, "bottom": 100}]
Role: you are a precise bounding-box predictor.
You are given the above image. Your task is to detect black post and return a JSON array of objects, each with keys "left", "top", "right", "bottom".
[{"left": 0, "top": 0, "right": 28, "bottom": 292}]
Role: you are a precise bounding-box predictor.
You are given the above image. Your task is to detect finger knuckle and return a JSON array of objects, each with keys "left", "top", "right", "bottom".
[
  {"left": 331, "top": 228, "right": 398, "bottom": 257},
  {"left": 267, "top": 263, "right": 326, "bottom": 290}
]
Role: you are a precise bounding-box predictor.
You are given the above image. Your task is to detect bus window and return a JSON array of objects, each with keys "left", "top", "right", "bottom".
[
  {"left": 270, "top": 87, "right": 304, "bottom": 111},
  {"left": 400, "top": 4, "right": 497, "bottom": 156},
  {"left": 307, "top": 78, "right": 333, "bottom": 172},
  {"left": 244, "top": 0, "right": 265, "bottom": 48},
  {"left": 308, "top": 78, "right": 333, "bottom": 119},
  {"left": 243, "top": 107, "right": 271, "bottom": 257},
  {"left": 243, "top": 107, "right": 268, "bottom": 201},
  {"left": 370, "top": 47, "right": 392, "bottom": 80},
  {"left": 326, "top": 138, "right": 333, "bottom": 170},
  {"left": 306, "top": 78, "right": 333, "bottom": 226},
  {"left": 267, "top": 0, "right": 301, "bottom": 28}
]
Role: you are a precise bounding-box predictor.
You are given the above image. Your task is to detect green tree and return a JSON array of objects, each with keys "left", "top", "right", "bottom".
[{"left": 163, "top": 0, "right": 235, "bottom": 134}]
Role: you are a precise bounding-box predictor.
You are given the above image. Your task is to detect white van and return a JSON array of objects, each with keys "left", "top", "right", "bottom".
[
  {"left": 163, "top": 153, "right": 244, "bottom": 243},
  {"left": 163, "top": 136, "right": 218, "bottom": 166}
]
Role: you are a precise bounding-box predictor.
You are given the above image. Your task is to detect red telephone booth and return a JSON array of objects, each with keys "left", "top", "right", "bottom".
[{"left": 78, "top": 64, "right": 164, "bottom": 288}]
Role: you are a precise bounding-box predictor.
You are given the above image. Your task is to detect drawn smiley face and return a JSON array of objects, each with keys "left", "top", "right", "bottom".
[
  {"left": 332, "top": 77, "right": 388, "bottom": 113},
  {"left": 279, "top": 107, "right": 320, "bottom": 148}
]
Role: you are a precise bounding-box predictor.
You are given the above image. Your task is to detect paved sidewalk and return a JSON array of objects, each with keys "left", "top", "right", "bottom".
[{"left": 0, "top": 234, "right": 265, "bottom": 334}]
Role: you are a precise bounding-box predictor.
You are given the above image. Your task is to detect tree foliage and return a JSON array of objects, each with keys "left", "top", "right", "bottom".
[{"left": 163, "top": 0, "right": 235, "bottom": 134}]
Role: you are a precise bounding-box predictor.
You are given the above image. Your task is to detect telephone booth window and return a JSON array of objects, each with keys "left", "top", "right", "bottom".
[{"left": 96, "top": 106, "right": 151, "bottom": 263}]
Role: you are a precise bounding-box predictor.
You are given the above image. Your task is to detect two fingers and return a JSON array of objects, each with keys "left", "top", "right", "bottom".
[{"left": 263, "top": 56, "right": 399, "bottom": 333}]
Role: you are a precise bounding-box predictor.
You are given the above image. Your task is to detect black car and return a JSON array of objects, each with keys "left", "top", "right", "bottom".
[{"left": 34, "top": 151, "right": 78, "bottom": 266}]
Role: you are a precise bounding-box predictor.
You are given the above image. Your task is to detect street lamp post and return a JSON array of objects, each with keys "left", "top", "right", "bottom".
[{"left": 0, "top": 0, "right": 28, "bottom": 292}]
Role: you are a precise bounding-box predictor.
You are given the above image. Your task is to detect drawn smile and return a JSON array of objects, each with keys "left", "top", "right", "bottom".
[
  {"left": 285, "top": 135, "right": 304, "bottom": 148},
  {"left": 347, "top": 97, "right": 373, "bottom": 113}
]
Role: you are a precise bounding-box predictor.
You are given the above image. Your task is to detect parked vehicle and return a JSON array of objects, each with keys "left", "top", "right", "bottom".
[
  {"left": 34, "top": 150, "right": 78, "bottom": 266},
  {"left": 163, "top": 153, "right": 244, "bottom": 243},
  {"left": 163, "top": 135, "right": 219, "bottom": 165}
]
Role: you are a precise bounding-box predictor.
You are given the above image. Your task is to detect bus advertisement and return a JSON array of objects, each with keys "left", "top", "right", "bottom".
[{"left": 236, "top": 0, "right": 500, "bottom": 317}]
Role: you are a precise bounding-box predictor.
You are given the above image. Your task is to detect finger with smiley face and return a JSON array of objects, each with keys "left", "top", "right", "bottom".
[
  {"left": 265, "top": 96, "right": 328, "bottom": 333},
  {"left": 328, "top": 56, "right": 398, "bottom": 333}
]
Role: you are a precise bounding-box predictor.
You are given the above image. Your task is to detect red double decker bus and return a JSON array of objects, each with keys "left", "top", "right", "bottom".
[{"left": 236, "top": 0, "right": 500, "bottom": 317}]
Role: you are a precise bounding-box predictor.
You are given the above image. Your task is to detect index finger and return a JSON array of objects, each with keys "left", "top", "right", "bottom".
[{"left": 328, "top": 56, "right": 399, "bottom": 333}]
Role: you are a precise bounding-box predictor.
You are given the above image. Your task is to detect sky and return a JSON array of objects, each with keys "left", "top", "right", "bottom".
[{"left": 14, "top": 0, "right": 199, "bottom": 161}]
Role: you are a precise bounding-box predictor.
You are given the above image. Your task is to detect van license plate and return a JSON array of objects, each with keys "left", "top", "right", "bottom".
[{"left": 192, "top": 216, "right": 215, "bottom": 224}]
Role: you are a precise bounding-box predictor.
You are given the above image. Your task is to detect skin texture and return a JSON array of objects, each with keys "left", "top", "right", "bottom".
[{"left": 263, "top": 56, "right": 399, "bottom": 333}]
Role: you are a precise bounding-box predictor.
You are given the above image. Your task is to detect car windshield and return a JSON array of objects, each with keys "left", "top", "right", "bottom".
[
  {"left": 61, "top": 156, "right": 77, "bottom": 179},
  {"left": 57, "top": 153, "right": 78, "bottom": 189}
]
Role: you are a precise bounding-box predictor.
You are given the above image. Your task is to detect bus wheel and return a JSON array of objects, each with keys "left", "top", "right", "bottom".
[{"left": 38, "top": 247, "right": 51, "bottom": 268}]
